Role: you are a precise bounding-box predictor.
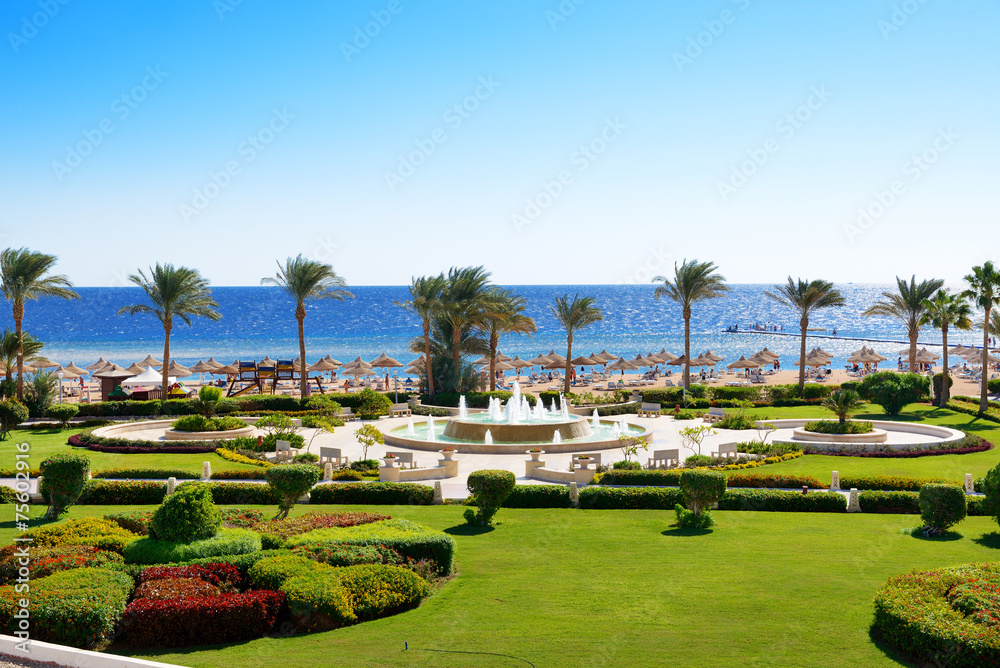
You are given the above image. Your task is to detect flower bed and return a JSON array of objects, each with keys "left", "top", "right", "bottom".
[
  {"left": 92, "top": 467, "right": 199, "bottom": 480},
  {"left": 839, "top": 475, "right": 958, "bottom": 492},
  {"left": 255, "top": 512, "right": 390, "bottom": 547},
  {"left": 803, "top": 433, "right": 992, "bottom": 458},
  {"left": 873, "top": 562, "right": 1000, "bottom": 666},
  {"left": 68, "top": 430, "right": 221, "bottom": 453},
  {"left": 803, "top": 420, "right": 874, "bottom": 435},
  {"left": 123, "top": 528, "right": 262, "bottom": 565},
  {"left": 0, "top": 545, "right": 122, "bottom": 584},
  {"left": 22, "top": 517, "right": 141, "bottom": 554},
  {"left": 596, "top": 470, "right": 823, "bottom": 489}
]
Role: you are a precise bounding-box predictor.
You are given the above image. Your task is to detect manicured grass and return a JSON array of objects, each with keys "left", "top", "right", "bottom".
[
  {"left": 5, "top": 502, "right": 999, "bottom": 667},
  {"left": 0, "top": 428, "right": 259, "bottom": 475},
  {"left": 752, "top": 404, "right": 1000, "bottom": 482}
]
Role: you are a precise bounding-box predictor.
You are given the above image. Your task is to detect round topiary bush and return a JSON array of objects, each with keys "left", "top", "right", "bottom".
[
  {"left": 46, "top": 403, "right": 79, "bottom": 430},
  {"left": 0, "top": 398, "right": 28, "bottom": 440},
  {"left": 918, "top": 483, "right": 966, "bottom": 533},
  {"left": 39, "top": 453, "right": 90, "bottom": 519},
  {"left": 464, "top": 469, "right": 516, "bottom": 526},
  {"left": 982, "top": 461, "right": 1000, "bottom": 528},
  {"left": 336, "top": 563, "right": 430, "bottom": 620},
  {"left": 874, "top": 562, "right": 1000, "bottom": 665},
  {"left": 149, "top": 482, "right": 221, "bottom": 543},
  {"left": 266, "top": 465, "right": 322, "bottom": 519}
]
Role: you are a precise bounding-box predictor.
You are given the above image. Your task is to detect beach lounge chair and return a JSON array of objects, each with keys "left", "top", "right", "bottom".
[
  {"left": 663, "top": 379, "right": 674, "bottom": 387},
  {"left": 704, "top": 407, "right": 726, "bottom": 423},
  {"left": 319, "top": 446, "right": 348, "bottom": 466},
  {"left": 637, "top": 402, "right": 661, "bottom": 417},
  {"left": 275, "top": 439, "right": 298, "bottom": 462},
  {"left": 647, "top": 449, "right": 679, "bottom": 469}
]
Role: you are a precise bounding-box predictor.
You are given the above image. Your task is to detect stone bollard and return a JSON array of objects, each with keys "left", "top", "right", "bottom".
[
  {"left": 965, "top": 473, "right": 974, "bottom": 494},
  {"left": 831, "top": 471, "right": 840, "bottom": 491},
  {"left": 847, "top": 488, "right": 860, "bottom": 513},
  {"left": 202, "top": 461, "right": 212, "bottom": 480},
  {"left": 433, "top": 481, "right": 443, "bottom": 505},
  {"left": 569, "top": 482, "right": 579, "bottom": 507},
  {"left": 324, "top": 463, "right": 333, "bottom": 481},
  {"left": 166, "top": 477, "right": 176, "bottom": 496}
]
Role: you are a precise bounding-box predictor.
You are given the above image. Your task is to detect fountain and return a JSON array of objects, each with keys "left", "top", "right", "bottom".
[{"left": 384, "top": 381, "right": 651, "bottom": 454}]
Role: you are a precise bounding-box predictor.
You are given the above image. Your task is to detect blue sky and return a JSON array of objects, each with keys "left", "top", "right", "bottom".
[{"left": 0, "top": 0, "right": 996, "bottom": 287}]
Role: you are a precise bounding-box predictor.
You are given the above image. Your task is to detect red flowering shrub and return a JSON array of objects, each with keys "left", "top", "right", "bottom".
[
  {"left": 140, "top": 563, "right": 243, "bottom": 590},
  {"left": 134, "top": 577, "right": 221, "bottom": 600},
  {"left": 0, "top": 545, "right": 123, "bottom": 584},
  {"left": 947, "top": 578, "right": 1000, "bottom": 628},
  {"left": 121, "top": 590, "right": 285, "bottom": 647},
  {"left": 257, "top": 512, "right": 389, "bottom": 544}
]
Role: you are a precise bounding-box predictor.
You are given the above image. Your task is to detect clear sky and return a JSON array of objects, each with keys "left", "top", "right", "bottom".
[{"left": 1, "top": 0, "right": 996, "bottom": 287}]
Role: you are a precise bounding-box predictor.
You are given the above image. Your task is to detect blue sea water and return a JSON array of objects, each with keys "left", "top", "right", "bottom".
[{"left": 1, "top": 285, "right": 982, "bottom": 372}]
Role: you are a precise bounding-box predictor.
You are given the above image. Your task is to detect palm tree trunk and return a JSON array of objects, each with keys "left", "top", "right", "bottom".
[
  {"left": 798, "top": 316, "right": 808, "bottom": 394},
  {"left": 489, "top": 335, "right": 498, "bottom": 392},
  {"left": 982, "top": 307, "right": 992, "bottom": 413},
  {"left": 14, "top": 302, "right": 23, "bottom": 400},
  {"left": 564, "top": 332, "right": 573, "bottom": 395},
  {"left": 940, "top": 325, "right": 950, "bottom": 405},
  {"left": 452, "top": 326, "right": 462, "bottom": 391},
  {"left": 296, "top": 305, "right": 307, "bottom": 399},
  {"left": 161, "top": 319, "right": 172, "bottom": 398},
  {"left": 908, "top": 327, "right": 917, "bottom": 373},
  {"left": 423, "top": 321, "right": 434, "bottom": 399},
  {"left": 682, "top": 310, "right": 691, "bottom": 391}
]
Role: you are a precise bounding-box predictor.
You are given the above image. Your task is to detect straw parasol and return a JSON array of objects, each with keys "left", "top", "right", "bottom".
[
  {"left": 323, "top": 355, "right": 343, "bottom": 366},
  {"left": 62, "top": 362, "right": 88, "bottom": 376},
  {"left": 93, "top": 363, "right": 132, "bottom": 378},
  {"left": 32, "top": 358, "right": 59, "bottom": 369},
  {"left": 606, "top": 357, "right": 638, "bottom": 376},
  {"left": 471, "top": 355, "right": 492, "bottom": 366},
  {"left": 125, "top": 363, "right": 148, "bottom": 375},
  {"left": 727, "top": 356, "right": 758, "bottom": 370},
  {"left": 494, "top": 350, "right": 513, "bottom": 363},
  {"left": 654, "top": 348, "right": 678, "bottom": 363},
  {"left": 86, "top": 357, "right": 109, "bottom": 371},
  {"left": 572, "top": 355, "right": 597, "bottom": 367},
  {"left": 545, "top": 350, "right": 566, "bottom": 364},
  {"left": 214, "top": 364, "right": 238, "bottom": 375},
  {"left": 527, "top": 354, "right": 553, "bottom": 366},
  {"left": 493, "top": 360, "right": 516, "bottom": 371},
  {"left": 594, "top": 349, "right": 617, "bottom": 363},
  {"left": 342, "top": 356, "right": 372, "bottom": 370},
  {"left": 341, "top": 366, "right": 377, "bottom": 377},
  {"left": 914, "top": 349, "right": 938, "bottom": 365},
  {"left": 310, "top": 358, "right": 341, "bottom": 372},
  {"left": 701, "top": 350, "right": 725, "bottom": 362},
  {"left": 188, "top": 360, "right": 217, "bottom": 374},
  {"left": 204, "top": 357, "right": 222, "bottom": 369},
  {"left": 370, "top": 353, "right": 403, "bottom": 369},
  {"left": 508, "top": 355, "right": 533, "bottom": 380},
  {"left": 54, "top": 366, "right": 81, "bottom": 379},
  {"left": 167, "top": 361, "right": 192, "bottom": 377},
  {"left": 138, "top": 354, "right": 163, "bottom": 367}
]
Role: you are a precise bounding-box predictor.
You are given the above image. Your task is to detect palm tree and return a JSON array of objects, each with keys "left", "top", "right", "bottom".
[
  {"left": 262, "top": 255, "right": 352, "bottom": 398},
  {"left": 862, "top": 275, "right": 944, "bottom": 372},
  {"left": 765, "top": 278, "right": 846, "bottom": 394},
  {"left": 395, "top": 274, "right": 445, "bottom": 398},
  {"left": 989, "top": 310, "right": 1000, "bottom": 340},
  {"left": 822, "top": 389, "right": 864, "bottom": 424},
  {"left": 0, "top": 248, "right": 79, "bottom": 399},
  {"left": 962, "top": 261, "right": 1000, "bottom": 413},
  {"left": 551, "top": 294, "right": 602, "bottom": 394},
  {"left": 653, "top": 260, "right": 729, "bottom": 391},
  {"left": 481, "top": 289, "right": 537, "bottom": 391},
  {"left": 439, "top": 266, "right": 493, "bottom": 390},
  {"left": 920, "top": 289, "right": 973, "bottom": 405},
  {"left": 118, "top": 264, "right": 222, "bottom": 394},
  {"left": 0, "top": 330, "right": 43, "bottom": 384}
]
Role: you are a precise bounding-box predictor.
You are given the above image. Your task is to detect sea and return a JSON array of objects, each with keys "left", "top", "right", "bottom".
[{"left": 0, "top": 284, "right": 984, "bottom": 373}]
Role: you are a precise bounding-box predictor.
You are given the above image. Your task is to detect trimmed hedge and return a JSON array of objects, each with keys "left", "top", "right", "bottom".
[
  {"left": 337, "top": 563, "right": 429, "bottom": 621},
  {"left": 717, "top": 489, "right": 846, "bottom": 513},
  {"left": 70, "top": 431, "right": 219, "bottom": 454},
  {"left": 839, "top": 475, "right": 958, "bottom": 492},
  {"left": 424, "top": 391, "right": 536, "bottom": 408},
  {"left": 121, "top": 590, "right": 284, "bottom": 647},
  {"left": 287, "top": 519, "right": 455, "bottom": 575},
  {"left": 78, "top": 480, "right": 167, "bottom": 505},
  {"left": 23, "top": 517, "right": 140, "bottom": 554},
  {"left": 859, "top": 491, "right": 921, "bottom": 514},
  {"left": 249, "top": 554, "right": 331, "bottom": 590},
  {"left": 310, "top": 482, "right": 434, "bottom": 505},
  {"left": 873, "top": 562, "right": 1000, "bottom": 666},
  {"left": 123, "top": 528, "right": 262, "bottom": 565},
  {"left": 92, "top": 468, "right": 199, "bottom": 480},
  {"left": 578, "top": 486, "right": 686, "bottom": 510},
  {"left": 255, "top": 512, "right": 388, "bottom": 547},
  {"left": 282, "top": 570, "right": 355, "bottom": 630},
  {"left": 501, "top": 484, "right": 573, "bottom": 508},
  {"left": 596, "top": 470, "right": 824, "bottom": 489},
  {"left": 0, "top": 567, "right": 133, "bottom": 648}
]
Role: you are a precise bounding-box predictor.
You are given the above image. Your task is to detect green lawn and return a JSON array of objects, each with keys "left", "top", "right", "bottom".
[
  {"left": 5, "top": 503, "right": 997, "bottom": 667},
  {"left": 745, "top": 404, "right": 1000, "bottom": 481},
  {"left": 1, "top": 428, "right": 259, "bottom": 475}
]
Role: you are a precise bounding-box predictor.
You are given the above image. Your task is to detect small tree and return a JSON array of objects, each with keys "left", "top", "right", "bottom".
[
  {"left": 617, "top": 434, "right": 647, "bottom": 464},
  {"left": 755, "top": 421, "right": 776, "bottom": 446},
  {"left": 982, "top": 461, "right": 1000, "bottom": 528},
  {"left": 356, "top": 388, "right": 392, "bottom": 420},
  {"left": 679, "top": 424, "right": 716, "bottom": 456},
  {"left": 918, "top": 484, "right": 966, "bottom": 535},
  {"left": 0, "top": 398, "right": 29, "bottom": 439},
  {"left": 150, "top": 482, "right": 221, "bottom": 542},
  {"left": 39, "top": 453, "right": 90, "bottom": 519},
  {"left": 857, "top": 371, "right": 929, "bottom": 416},
  {"left": 255, "top": 413, "right": 300, "bottom": 438},
  {"left": 305, "top": 417, "right": 338, "bottom": 451},
  {"left": 464, "top": 469, "right": 516, "bottom": 526},
  {"left": 821, "top": 389, "right": 864, "bottom": 424},
  {"left": 676, "top": 469, "right": 726, "bottom": 529},
  {"left": 354, "top": 424, "right": 384, "bottom": 461},
  {"left": 191, "top": 385, "right": 223, "bottom": 417},
  {"left": 266, "top": 464, "right": 321, "bottom": 519},
  {"left": 304, "top": 394, "right": 342, "bottom": 417},
  {"left": 46, "top": 403, "right": 79, "bottom": 430}
]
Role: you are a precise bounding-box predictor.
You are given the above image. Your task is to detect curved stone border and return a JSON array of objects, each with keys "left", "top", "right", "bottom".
[
  {"left": 790, "top": 426, "right": 888, "bottom": 443},
  {"left": 1, "top": 633, "right": 187, "bottom": 667},
  {"left": 384, "top": 419, "right": 651, "bottom": 454},
  {"left": 163, "top": 425, "right": 254, "bottom": 441},
  {"left": 92, "top": 416, "right": 282, "bottom": 443},
  {"left": 761, "top": 419, "right": 964, "bottom": 451}
]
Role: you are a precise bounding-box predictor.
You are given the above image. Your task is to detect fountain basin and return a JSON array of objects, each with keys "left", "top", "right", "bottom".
[{"left": 443, "top": 417, "right": 592, "bottom": 443}]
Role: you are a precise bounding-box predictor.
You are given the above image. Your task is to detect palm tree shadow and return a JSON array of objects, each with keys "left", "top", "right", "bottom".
[
  {"left": 973, "top": 532, "right": 1000, "bottom": 549},
  {"left": 662, "top": 527, "right": 713, "bottom": 537}
]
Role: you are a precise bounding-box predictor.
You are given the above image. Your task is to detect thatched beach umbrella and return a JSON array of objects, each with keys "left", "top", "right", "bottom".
[
  {"left": 727, "top": 356, "right": 758, "bottom": 370},
  {"left": 125, "top": 362, "right": 148, "bottom": 375},
  {"left": 167, "top": 361, "right": 192, "bottom": 378},
  {"left": 527, "top": 354, "right": 552, "bottom": 366},
  {"left": 508, "top": 355, "right": 533, "bottom": 380},
  {"left": 54, "top": 366, "right": 81, "bottom": 379},
  {"left": 86, "top": 357, "right": 109, "bottom": 371},
  {"left": 701, "top": 350, "right": 725, "bottom": 362},
  {"left": 63, "top": 362, "right": 88, "bottom": 376},
  {"left": 343, "top": 356, "right": 372, "bottom": 370},
  {"left": 32, "top": 358, "right": 59, "bottom": 369},
  {"left": 138, "top": 354, "right": 162, "bottom": 368},
  {"left": 494, "top": 350, "right": 513, "bottom": 363},
  {"left": 654, "top": 348, "right": 678, "bottom": 363},
  {"left": 606, "top": 356, "right": 639, "bottom": 377}
]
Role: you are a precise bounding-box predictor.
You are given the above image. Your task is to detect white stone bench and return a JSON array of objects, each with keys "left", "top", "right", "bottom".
[
  {"left": 711, "top": 443, "right": 738, "bottom": 459},
  {"left": 340, "top": 407, "right": 358, "bottom": 421},
  {"left": 637, "top": 402, "right": 661, "bottom": 418},
  {"left": 319, "top": 446, "right": 348, "bottom": 466},
  {"left": 275, "top": 439, "right": 298, "bottom": 462},
  {"left": 648, "top": 449, "right": 679, "bottom": 469},
  {"left": 704, "top": 407, "right": 726, "bottom": 423},
  {"left": 386, "top": 451, "right": 416, "bottom": 468},
  {"left": 390, "top": 403, "right": 411, "bottom": 417}
]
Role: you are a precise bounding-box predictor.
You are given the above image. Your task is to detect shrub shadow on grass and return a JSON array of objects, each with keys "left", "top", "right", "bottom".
[
  {"left": 444, "top": 524, "right": 495, "bottom": 536},
  {"left": 867, "top": 626, "right": 919, "bottom": 667},
  {"left": 973, "top": 532, "right": 1000, "bottom": 549},
  {"left": 906, "top": 527, "right": 962, "bottom": 542},
  {"left": 662, "top": 527, "right": 713, "bottom": 537}
]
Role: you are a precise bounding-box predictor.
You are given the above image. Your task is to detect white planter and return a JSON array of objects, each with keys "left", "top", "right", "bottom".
[
  {"left": 439, "top": 450, "right": 457, "bottom": 461},
  {"left": 382, "top": 457, "right": 399, "bottom": 468},
  {"left": 527, "top": 450, "right": 545, "bottom": 461}
]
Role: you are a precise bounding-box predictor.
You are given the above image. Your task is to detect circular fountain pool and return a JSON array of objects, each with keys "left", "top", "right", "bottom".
[{"left": 383, "top": 382, "right": 650, "bottom": 454}]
